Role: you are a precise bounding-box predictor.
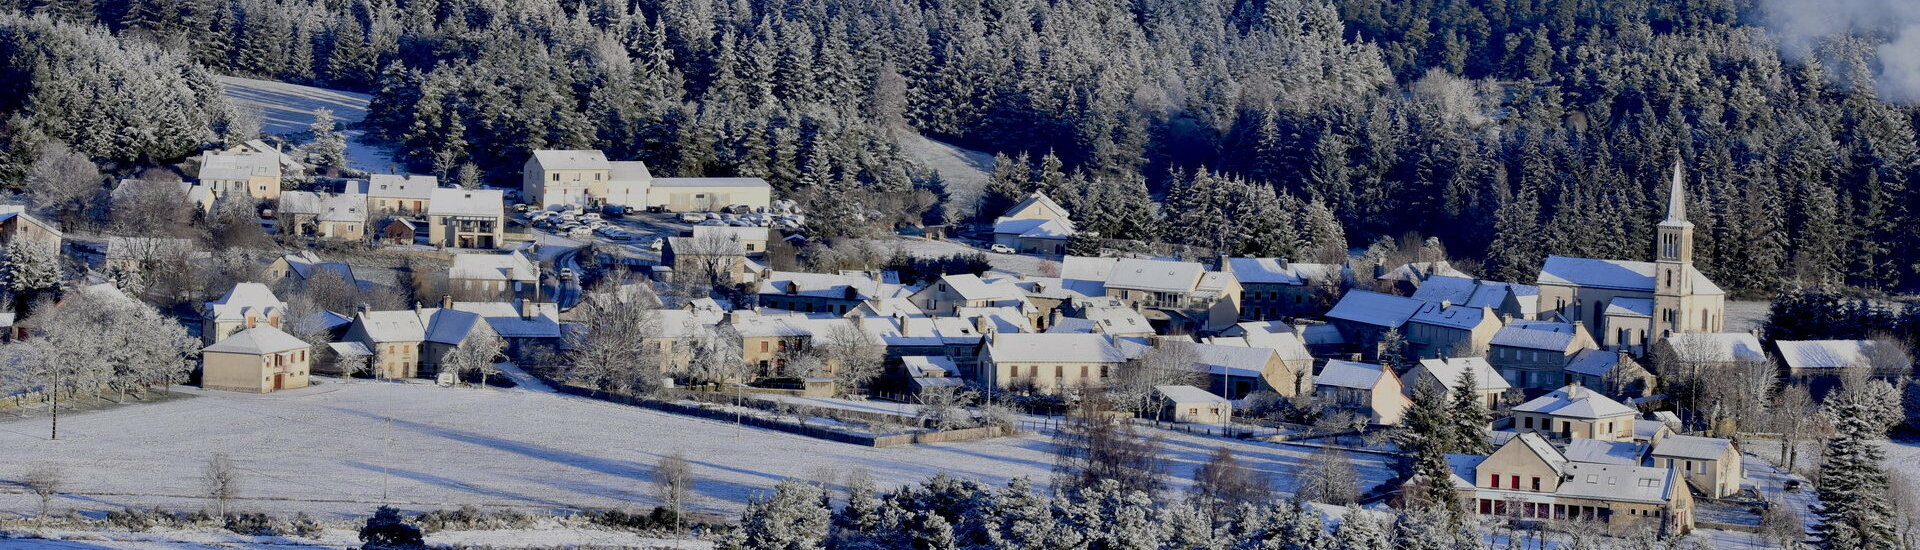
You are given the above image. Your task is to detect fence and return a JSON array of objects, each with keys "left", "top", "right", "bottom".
[{"left": 554, "top": 384, "right": 1011, "bottom": 448}]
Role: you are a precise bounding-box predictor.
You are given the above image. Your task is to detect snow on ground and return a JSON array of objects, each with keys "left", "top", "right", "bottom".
[
  {"left": 2, "top": 525, "right": 708, "bottom": 549},
  {"left": 874, "top": 236, "right": 1053, "bottom": 277},
  {"left": 1886, "top": 436, "right": 1920, "bottom": 493},
  {"left": 896, "top": 132, "right": 993, "bottom": 221},
  {"left": 215, "top": 76, "right": 404, "bottom": 175},
  {"left": 1724, "top": 300, "right": 1770, "bottom": 333},
  {"left": 0, "top": 379, "right": 1395, "bottom": 521}
]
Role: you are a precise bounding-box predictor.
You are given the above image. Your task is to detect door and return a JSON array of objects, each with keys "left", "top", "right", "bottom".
[{"left": 273, "top": 373, "right": 285, "bottom": 391}]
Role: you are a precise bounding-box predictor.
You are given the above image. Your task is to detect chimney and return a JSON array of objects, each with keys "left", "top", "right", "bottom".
[
  {"left": 519, "top": 298, "right": 535, "bottom": 320},
  {"left": 441, "top": 294, "right": 453, "bottom": 309},
  {"left": 973, "top": 315, "right": 990, "bottom": 335},
  {"left": 357, "top": 303, "right": 371, "bottom": 315},
  {"left": 1290, "top": 321, "right": 1308, "bottom": 335},
  {"left": 1217, "top": 253, "right": 1230, "bottom": 271},
  {"left": 896, "top": 312, "right": 913, "bottom": 334},
  {"left": 1278, "top": 257, "right": 1289, "bottom": 269},
  {"left": 785, "top": 281, "right": 799, "bottom": 295},
  {"left": 412, "top": 301, "right": 422, "bottom": 312},
  {"left": 1049, "top": 308, "right": 1063, "bottom": 328}
]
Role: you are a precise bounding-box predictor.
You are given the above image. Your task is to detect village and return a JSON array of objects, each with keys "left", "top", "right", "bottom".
[{"left": 0, "top": 121, "right": 1897, "bottom": 549}]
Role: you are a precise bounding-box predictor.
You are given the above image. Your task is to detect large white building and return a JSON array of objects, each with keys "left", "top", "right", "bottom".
[{"left": 522, "top": 150, "right": 771, "bottom": 212}]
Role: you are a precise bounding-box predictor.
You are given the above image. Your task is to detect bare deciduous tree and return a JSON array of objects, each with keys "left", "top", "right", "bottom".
[
  {"left": 203, "top": 453, "right": 240, "bottom": 519},
  {"left": 1112, "top": 340, "right": 1207, "bottom": 419},
  {"left": 1299, "top": 445, "right": 1360, "bottom": 506},
  {"left": 25, "top": 141, "right": 101, "bottom": 221},
  {"left": 20, "top": 463, "right": 62, "bottom": 520},
  {"left": 442, "top": 326, "right": 506, "bottom": 386},
  {"left": 819, "top": 323, "right": 883, "bottom": 396},
  {"left": 655, "top": 452, "right": 694, "bottom": 531},
  {"left": 1187, "top": 446, "right": 1270, "bottom": 521},
  {"left": 564, "top": 279, "right": 664, "bottom": 395},
  {"left": 915, "top": 385, "right": 977, "bottom": 430},
  {"left": 1052, "top": 393, "right": 1167, "bottom": 498}
]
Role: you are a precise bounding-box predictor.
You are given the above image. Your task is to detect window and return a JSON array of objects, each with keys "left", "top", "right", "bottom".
[
  {"left": 1508, "top": 475, "right": 1518, "bottom": 490},
  {"left": 551, "top": 173, "right": 559, "bottom": 181},
  {"left": 1530, "top": 477, "right": 1541, "bottom": 491},
  {"left": 1490, "top": 475, "right": 1501, "bottom": 489},
  {"left": 1055, "top": 365, "right": 1063, "bottom": 377},
  {"left": 1523, "top": 417, "right": 1533, "bottom": 429},
  {"left": 1585, "top": 474, "right": 1598, "bottom": 483},
  {"left": 760, "top": 342, "right": 768, "bottom": 352}
]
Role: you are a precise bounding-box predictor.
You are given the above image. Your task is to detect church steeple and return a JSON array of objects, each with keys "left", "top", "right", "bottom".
[
  {"left": 1656, "top": 160, "right": 1693, "bottom": 265},
  {"left": 1662, "top": 159, "right": 1687, "bottom": 226}
]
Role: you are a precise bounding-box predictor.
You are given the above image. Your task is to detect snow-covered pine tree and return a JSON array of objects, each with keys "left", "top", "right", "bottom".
[
  {"left": 306, "top": 108, "right": 347, "bottom": 171},
  {"left": 1332, "top": 509, "right": 1394, "bottom": 550},
  {"left": 733, "top": 480, "right": 832, "bottom": 550},
  {"left": 1811, "top": 384, "right": 1901, "bottom": 548},
  {"left": 3, "top": 240, "right": 62, "bottom": 301},
  {"left": 1448, "top": 367, "right": 1491, "bottom": 454}
]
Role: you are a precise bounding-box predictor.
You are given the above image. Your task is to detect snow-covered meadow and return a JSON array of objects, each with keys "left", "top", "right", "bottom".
[
  {"left": 215, "top": 76, "right": 401, "bottom": 175},
  {"left": 0, "top": 379, "right": 1396, "bottom": 520}
]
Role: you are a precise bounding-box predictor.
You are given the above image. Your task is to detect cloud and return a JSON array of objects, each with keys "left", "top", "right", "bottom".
[{"left": 1762, "top": 0, "right": 1920, "bottom": 102}]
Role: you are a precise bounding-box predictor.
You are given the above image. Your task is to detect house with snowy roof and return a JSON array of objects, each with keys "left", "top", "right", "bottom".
[
  {"left": 1650, "top": 434, "right": 1742, "bottom": 498},
  {"left": 202, "top": 283, "right": 287, "bottom": 345},
  {"left": 523, "top": 150, "right": 771, "bottom": 212},
  {"left": 197, "top": 149, "right": 284, "bottom": 201},
  {"left": 1487, "top": 320, "right": 1599, "bottom": 390},
  {"left": 358, "top": 174, "right": 438, "bottom": 216},
  {"left": 1773, "top": 339, "right": 1902, "bottom": 396},
  {"left": 992, "top": 192, "right": 1075, "bottom": 255},
  {"left": 1057, "top": 256, "right": 1242, "bottom": 333},
  {"left": 1536, "top": 163, "right": 1725, "bottom": 352},
  {"left": 426, "top": 188, "right": 506, "bottom": 249},
  {"left": 978, "top": 332, "right": 1128, "bottom": 395},
  {"left": 266, "top": 251, "right": 359, "bottom": 286},
  {"left": 278, "top": 190, "right": 369, "bottom": 240},
  {"left": 1510, "top": 384, "right": 1637, "bottom": 441},
  {"left": 0, "top": 205, "right": 61, "bottom": 252},
  {"left": 450, "top": 299, "right": 560, "bottom": 356},
  {"left": 1314, "top": 360, "right": 1409, "bottom": 425},
  {"left": 1408, "top": 275, "right": 1538, "bottom": 320},
  {"left": 1443, "top": 432, "right": 1694, "bottom": 534},
  {"left": 200, "top": 325, "right": 311, "bottom": 393},
  {"left": 757, "top": 270, "right": 909, "bottom": 315},
  {"left": 1046, "top": 299, "right": 1157, "bottom": 338},
  {"left": 449, "top": 252, "right": 539, "bottom": 301},
  {"left": 909, "top": 273, "right": 1031, "bottom": 316},
  {"left": 1204, "top": 321, "right": 1314, "bottom": 393},
  {"left": 1323, "top": 289, "right": 1423, "bottom": 358},
  {"left": 340, "top": 305, "right": 490, "bottom": 379},
  {"left": 1155, "top": 385, "right": 1232, "bottom": 425},
  {"left": 1653, "top": 332, "right": 1767, "bottom": 371},
  {"left": 1404, "top": 301, "right": 1502, "bottom": 359},
  {"left": 1565, "top": 349, "right": 1655, "bottom": 399},
  {"left": 1220, "top": 257, "right": 1345, "bottom": 320},
  {"left": 1406, "top": 357, "right": 1511, "bottom": 408}
]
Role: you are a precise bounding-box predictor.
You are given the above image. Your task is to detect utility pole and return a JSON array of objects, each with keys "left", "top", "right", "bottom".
[{"left": 49, "top": 361, "right": 59, "bottom": 440}]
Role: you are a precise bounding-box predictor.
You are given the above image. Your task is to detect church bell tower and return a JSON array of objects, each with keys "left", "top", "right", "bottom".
[{"left": 1653, "top": 160, "right": 1693, "bottom": 336}]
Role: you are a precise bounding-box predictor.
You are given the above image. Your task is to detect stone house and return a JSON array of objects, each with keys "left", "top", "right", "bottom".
[
  {"left": 1650, "top": 435, "right": 1742, "bottom": 499},
  {"left": 1221, "top": 257, "right": 1344, "bottom": 320},
  {"left": 278, "top": 191, "right": 368, "bottom": 240},
  {"left": 1404, "top": 302, "right": 1503, "bottom": 358},
  {"left": 1155, "top": 385, "right": 1232, "bottom": 425},
  {"left": 426, "top": 188, "right": 505, "bottom": 249},
  {"left": 1487, "top": 320, "right": 1599, "bottom": 391},
  {"left": 197, "top": 149, "right": 283, "bottom": 201},
  {"left": 1314, "top": 360, "right": 1410, "bottom": 425},
  {"left": 1406, "top": 357, "right": 1511, "bottom": 408},
  {"left": 1059, "top": 256, "right": 1243, "bottom": 333},
  {"left": 340, "top": 306, "right": 488, "bottom": 379},
  {"left": 1446, "top": 432, "right": 1694, "bottom": 534},
  {"left": 200, "top": 326, "right": 311, "bottom": 393},
  {"left": 448, "top": 252, "right": 540, "bottom": 301},
  {"left": 977, "top": 333, "right": 1129, "bottom": 395},
  {"left": 1509, "top": 384, "right": 1638, "bottom": 441},
  {"left": 359, "top": 174, "right": 438, "bottom": 216},
  {"left": 202, "top": 283, "right": 287, "bottom": 345}
]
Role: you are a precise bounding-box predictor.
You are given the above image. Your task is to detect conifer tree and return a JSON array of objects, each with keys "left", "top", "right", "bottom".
[
  {"left": 1448, "top": 367, "right": 1490, "bottom": 454},
  {"left": 1810, "top": 385, "right": 1901, "bottom": 549},
  {"left": 308, "top": 108, "right": 347, "bottom": 171}
]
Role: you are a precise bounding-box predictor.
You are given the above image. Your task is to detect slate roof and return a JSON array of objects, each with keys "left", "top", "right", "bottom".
[
  {"left": 1776, "top": 339, "right": 1882, "bottom": 370},
  {"left": 902, "top": 355, "right": 958, "bottom": 378},
  {"left": 1224, "top": 257, "right": 1343, "bottom": 286},
  {"left": 1325, "top": 290, "right": 1422, "bottom": 329},
  {"left": 1556, "top": 462, "right": 1676, "bottom": 504},
  {"left": 279, "top": 191, "right": 367, "bottom": 223},
  {"left": 1003, "top": 192, "right": 1071, "bottom": 220},
  {"left": 1512, "top": 384, "right": 1636, "bottom": 419},
  {"left": 987, "top": 333, "right": 1127, "bottom": 363},
  {"left": 203, "top": 326, "right": 309, "bottom": 355},
  {"left": 1410, "top": 275, "right": 1540, "bottom": 305},
  {"left": 1382, "top": 261, "right": 1469, "bottom": 282},
  {"left": 1634, "top": 419, "right": 1672, "bottom": 442},
  {"left": 1605, "top": 297, "right": 1654, "bottom": 318},
  {"left": 199, "top": 151, "right": 280, "bottom": 180},
  {"left": 355, "top": 308, "right": 482, "bottom": 344},
  {"left": 652, "top": 177, "right": 771, "bottom": 188},
  {"left": 205, "top": 283, "right": 285, "bottom": 322},
  {"left": 1537, "top": 255, "right": 1724, "bottom": 295},
  {"left": 1513, "top": 431, "right": 1571, "bottom": 476},
  {"left": 427, "top": 188, "right": 504, "bottom": 218},
  {"left": 451, "top": 301, "right": 561, "bottom": 339},
  {"left": 757, "top": 271, "right": 907, "bottom": 301},
  {"left": 1107, "top": 258, "right": 1209, "bottom": 294},
  {"left": 1316, "top": 360, "right": 1388, "bottom": 390},
  {"left": 1563, "top": 439, "right": 1645, "bottom": 466},
  {"left": 1209, "top": 322, "right": 1311, "bottom": 363},
  {"left": 1651, "top": 434, "right": 1734, "bottom": 461},
  {"left": 939, "top": 273, "right": 1027, "bottom": 302},
  {"left": 1413, "top": 357, "right": 1511, "bottom": 392},
  {"left": 1663, "top": 332, "right": 1766, "bottom": 363},
  {"left": 450, "top": 253, "right": 538, "bottom": 282},
  {"left": 1490, "top": 320, "right": 1586, "bottom": 351},
  {"left": 1156, "top": 385, "right": 1229, "bottom": 404},
  {"left": 992, "top": 217, "right": 1073, "bottom": 239},
  {"left": 531, "top": 150, "right": 611, "bottom": 171},
  {"left": 609, "top": 161, "right": 652, "bottom": 182},
  {"left": 1565, "top": 348, "right": 1625, "bottom": 378},
  {"left": 1409, "top": 302, "right": 1493, "bottom": 330},
  {"left": 362, "top": 174, "right": 439, "bottom": 199}
]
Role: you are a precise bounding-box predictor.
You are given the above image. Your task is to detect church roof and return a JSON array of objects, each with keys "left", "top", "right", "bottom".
[
  {"left": 1661, "top": 160, "right": 1691, "bottom": 228},
  {"left": 1536, "top": 256, "right": 1723, "bottom": 295}
]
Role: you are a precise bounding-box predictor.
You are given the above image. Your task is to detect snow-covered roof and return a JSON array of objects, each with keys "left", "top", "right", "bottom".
[
  {"left": 329, "top": 341, "right": 372, "bottom": 357},
  {"left": 205, "top": 283, "right": 285, "bottom": 322},
  {"left": 1325, "top": 290, "right": 1422, "bottom": 329},
  {"left": 1490, "top": 320, "right": 1587, "bottom": 352},
  {"left": 451, "top": 301, "right": 561, "bottom": 339},
  {"left": 361, "top": 174, "right": 439, "bottom": 200},
  {"left": 1060, "top": 256, "right": 1117, "bottom": 282},
  {"left": 1651, "top": 434, "right": 1733, "bottom": 461},
  {"left": 354, "top": 308, "right": 482, "bottom": 345},
  {"left": 1634, "top": 419, "right": 1671, "bottom": 442},
  {"left": 689, "top": 225, "right": 770, "bottom": 243},
  {"left": 203, "top": 326, "right": 308, "bottom": 355},
  {"left": 987, "top": 333, "right": 1127, "bottom": 364},
  {"left": 294, "top": 310, "right": 353, "bottom": 334},
  {"left": 1408, "top": 302, "right": 1493, "bottom": 331},
  {"left": 1302, "top": 324, "right": 1344, "bottom": 345},
  {"left": 1663, "top": 332, "right": 1766, "bottom": 363},
  {"left": 531, "top": 150, "right": 611, "bottom": 171},
  {"left": 1316, "top": 360, "right": 1387, "bottom": 390},
  {"left": 992, "top": 217, "right": 1073, "bottom": 239},
  {"left": 609, "top": 161, "right": 652, "bottom": 182},
  {"left": 426, "top": 188, "right": 504, "bottom": 218},
  {"left": 279, "top": 191, "right": 367, "bottom": 223},
  {"left": 450, "top": 253, "right": 538, "bottom": 282},
  {"left": 1512, "top": 431, "right": 1571, "bottom": 475},
  {"left": 954, "top": 306, "right": 1037, "bottom": 334},
  {"left": 1563, "top": 439, "right": 1644, "bottom": 466},
  {"left": 1381, "top": 261, "right": 1468, "bottom": 282},
  {"left": 1408, "top": 275, "right": 1537, "bottom": 307},
  {"left": 1537, "top": 255, "right": 1723, "bottom": 295},
  {"left": 1413, "top": 357, "right": 1510, "bottom": 392},
  {"left": 199, "top": 150, "right": 280, "bottom": 180},
  {"left": 757, "top": 271, "right": 907, "bottom": 302},
  {"left": 1207, "top": 323, "right": 1312, "bottom": 363},
  {"left": 939, "top": 273, "right": 1028, "bottom": 303},
  {"left": 1565, "top": 349, "right": 1625, "bottom": 378},
  {"left": 1003, "top": 192, "right": 1071, "bottom": 221},
  {"left": 1605, "top": 297, "right": 1654, "bottom": 318},
  {"left": 1776, "top": 339, "right": 1883, "bottom": 370},
  {"left": 1156, "top": 385, "right": 1228, "bottom": 404},
  {"left": 1512, "top": 384, "right": 1636, "bottom": 419},
  {"left": 1556, "top": 462, "right": 1676, "bottom": 504},
  {"left": 1223, "top": 257, "right": 1342, "bottom": 286},
  {"left": 1106, "top": 258, "right": 1208, "bottom": 293},
  {"left": 652, "top": 177, "right": 771, "bottom": 188},
  {"left": 1185, "top": 341, "right": 1280, "bottom": 378},
  {"left": 902, "top": 355, "right": 957, "bottom": 378}
]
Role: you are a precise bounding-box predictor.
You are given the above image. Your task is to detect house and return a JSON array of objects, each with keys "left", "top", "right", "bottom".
[
  {"left": 1155, "top": 385, "right": 1231, "bottom": 425},
  {"left": 1221, "top": 257, "right": 1344, "bottom": 320},
  {"left": 360, "top": 174, "right": 438, "bottom": 216},
  {"left": 756, "top": 271, "right": 908, "bottom": 315},
  {"left": 1409, "top": 275, "right": 1538, "bottom": 320},
  {"left": 729, "top": 310, "right": 863, "bottom": 379},
  {"left": 1633, "top": 419, "right": 1676, "bottom": 445},
  {"left": 640, "top": 307, "right": 728, "bottom": 377},
  {"left": 202, "top": 283, "right": 287, "bottom": 345},
  {"left": 1059, "top": 256, "right": 1242, "bottom": 333},
  {"left": 1205, "top": 321, "right": 1314, "bottom": 393},
  {"left": 1314, "top": 360, "right": 1410, "bottom": 425},
  {"left": 1186, "top": 340, "right": 1309, "bottom": 398},
  {"left": 1001, "top": 191, "right": 1073, "bottom": 224},
  {"left": 266, "top": 251, "right": 358, "bottom": 285},
  {"left": 0, "top": 204, "right": 62, "bottom": 251},
  {"left": 340, "top": 306, "right": 488, "bottom": 379},
  {"left": 991, "top": 193, "right": 1075, "bottom": 255},
  {"left": 1404, "top": 302, "right": 1502, "bottom": 358},
  {"left": 1775, "top": 339, "right": 1898, "bottom": 397},
  {"left": 1510, "top": 384, "right": 1638, "bottom": 441},
  {"left": 376, "top": 217, "right": 416, "bottom": 245},
  {"left": 1407, "top": 357, "right": 1511, "bottom": 408},
  {"left": 902, "top": 355, "right": 964, "bottom": 394},
  {"left": 978, "top": 333, "right": 1129, "bottom": 395},
  {"left": 1536, "top": 164, "right": 1725, "bottom": 350},
  {"left": 448, "top": 252, "right": 540, "bottom": 300},
  {"left": 908, "top": 273, "right": 1029, "bottom": 316},
  {"left": 691, "top": 226, "right": 771, "bottom": 255},
  {"left": 200, "top": 326, "right": 311, "bottom": 393},
  {"left": 1487, "top": 320, "right": 1599, "bottom": 390},
  {"left": 1445, "top": 432, "right": 1694, "bottom": 534},
  {"left": 1655, "top": 332, "right": 1767, "bottom": 368},
  {"left": 1323, "top": 290, "right": 1424, "bottom": 358},
  {"left": 450, "top": 299, "right": 561, "bottom": 357},
  {"left": 197, "top": 149, "right": 283, "bottom": 201},
  {"left": 112, "top": 179, "right": 216, "bottom": 214},
  {"left": 650, "top": 177, "right": 772, "bottom": 212},
  {"left": 1565, "top": 349, "right": 1655, "bottom": 399},
  {"left": 1047, "top": 297, "right": 1155, "bottom": 337},
  {"left": 1378, "top": 261, "right": 1470, "bottom": 294},
  {"left": 426, "top": 188, "right": 505, "bottom": 249},
  {"left": 1650, "top": 435, "right": 1742, "bottom": 498},
  {"left": 277, "top": 191, "right": 368, "bottom": 240},
  {"left": 523, "top": 150, "right": 617, "bottom": 210}
]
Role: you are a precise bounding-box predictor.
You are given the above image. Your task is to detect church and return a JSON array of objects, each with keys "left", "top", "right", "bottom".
[{"left": 1534, "top": 163, "right": 1725, "bottom": 355}]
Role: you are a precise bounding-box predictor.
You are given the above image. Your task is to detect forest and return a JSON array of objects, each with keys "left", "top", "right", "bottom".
[{"left": 1, "top": 0, "right": 1918, "bottom": 296}]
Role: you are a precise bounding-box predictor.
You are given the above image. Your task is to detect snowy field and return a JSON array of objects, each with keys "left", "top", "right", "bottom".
[
  {"left": 2, "top": 525, "right": 707, "bottom": 550},
  {"left": 0, "top": 379, "right": 1395, "bottom": 521},
  {"left": 874, "top": 236, "right": 1055, "bottom": 276},
  {"left": 896, "top": 132, "right": 993, "bottom": 219},
  {"left": 215, "top": 76, "right": 403, "bottom": 175}
]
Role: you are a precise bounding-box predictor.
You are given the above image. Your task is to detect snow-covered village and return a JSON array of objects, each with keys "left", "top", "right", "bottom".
[{"left": 3, "top": 0, "right": 1920, "bottom": 549}]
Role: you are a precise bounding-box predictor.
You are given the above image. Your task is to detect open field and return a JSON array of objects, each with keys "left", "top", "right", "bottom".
[
  {"left": 0, "top": 379, "right": 1396, "bottom": 521},
  {"left": 215, "top": 76, "right": 400, "bottom": 175}
]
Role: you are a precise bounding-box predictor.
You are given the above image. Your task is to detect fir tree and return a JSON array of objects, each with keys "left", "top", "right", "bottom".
[
  {"left": 1810, "top": 387, "right": 1900, "bottom": 548},
  {"left": 735, "top": 480, "right": 832, "bottom": 550},
  {"left": 1448, "top": 367, "right": 1490, "bottom": 454},
  {"left": 308, "top": 108, "right": 347, "bottom": 171},
  {"left": 1333, "top": 510, "right": 1394, "bottom": 550}
]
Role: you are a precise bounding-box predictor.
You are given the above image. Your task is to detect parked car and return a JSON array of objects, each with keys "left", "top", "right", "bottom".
[
  {"left": 559, "top": 267, "right": 576, "bottom": 279},
  {"left": 679, "top": 212, "right": 707, "bottom": 223},
  {"left": 513, "top": 203, "right": 529, "bottom": 212},
  {"left": 990, "top": 244, "right": 1016, "bottom": 254}
]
